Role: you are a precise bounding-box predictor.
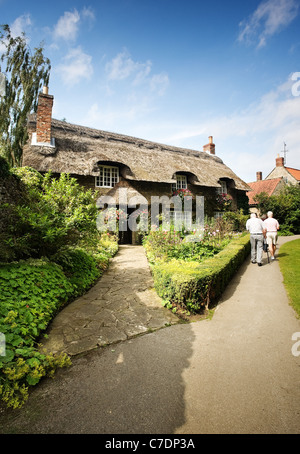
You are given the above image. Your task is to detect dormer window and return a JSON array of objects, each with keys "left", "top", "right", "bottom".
[
  {"left": 216, "top": 180, "right": 227, "bottom": 194},
  {"left": 172, "top": 174, "right": 187, "bottom": 191},
  {"left": 95, "top": 165, "right": 119, "bottom": 188}
]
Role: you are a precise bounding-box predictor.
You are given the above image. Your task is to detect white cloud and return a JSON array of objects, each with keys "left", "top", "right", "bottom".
[
  {"left": 56, "top": 47, "right": 93, "bottom": 86},
  {"left": 163, "top": 74, "right": 300, "bottom": 182},
  {"left": 81, "top": 6, "right": 96, "bottom": 24},
  {"left": 53, "top": 9, "right": 81, "bottom": 41},
  {"left": 10, "top": 13, "right": 32, "bottom": 38},
  {"left": 105, "top": 49, "right": 169, "bottom": 96},
  {"left": 238, "top": 0, "right": 299, "bottom": 48},
  {"left": 52, "top": 7, "right": 95, "bottom": 42},
  {"left": 0, "top": 14, "right": 32, "bottom": 54},
  {"left": 150, "top": 73, "right": 169, "bottom": 96},
  {"left": 105, "top": 50, "right": 142, "bottom": 81}
]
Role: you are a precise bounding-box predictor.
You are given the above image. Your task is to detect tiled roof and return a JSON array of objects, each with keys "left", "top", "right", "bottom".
[
  {"left": 246, "top": 178, "right": 282, "bottom": 205},
  {"left": 286, "top": 167, "right": 300, "bottom": 181}
]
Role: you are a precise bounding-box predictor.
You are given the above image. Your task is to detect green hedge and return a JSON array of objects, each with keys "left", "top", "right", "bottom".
[{"left": 152, "top": 234, "right": 250, "bottom": 313}]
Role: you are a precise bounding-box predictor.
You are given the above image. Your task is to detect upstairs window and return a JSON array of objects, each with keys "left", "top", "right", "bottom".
[
  {"left": 172, "top": 174, "right": 187, "bottom": 192},
  {"left": 216, "top": 180, "right": 227, "bottom": 194},
  {"left": 95, "top": 165, "right": 119, "bottom": 188}
]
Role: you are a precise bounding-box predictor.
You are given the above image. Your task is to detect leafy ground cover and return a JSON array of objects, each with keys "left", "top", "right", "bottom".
[
  {"left": 0, "top": 235, "right": 118, "bottom": 410},
  {"left": 278, "top": 239, "right": 300, "bottom": 317}
]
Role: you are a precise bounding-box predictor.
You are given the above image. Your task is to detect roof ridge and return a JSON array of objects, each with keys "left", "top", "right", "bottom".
[
  {"left": 49, "top": 117, "right": 224, "bottom": 163},
  {"left": 247, "top": 177, "right": 282, "bottom": 184}
]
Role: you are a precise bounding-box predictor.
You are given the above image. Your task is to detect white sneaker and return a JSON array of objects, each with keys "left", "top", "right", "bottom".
[{"left": 271, "top": 256, "right": 275, "bottom": 260}]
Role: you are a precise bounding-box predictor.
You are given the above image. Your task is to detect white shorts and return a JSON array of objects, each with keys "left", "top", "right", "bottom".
[{"left": 267, "top": 232, "right": 278, "bottom": 246}]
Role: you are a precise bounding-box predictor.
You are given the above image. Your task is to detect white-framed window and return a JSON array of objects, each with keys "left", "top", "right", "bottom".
[
  {"left": 172, "top": 174, "right": 187, "bottom": 192},
  {"left": 214, "top": 211, "right": 224, "bottom": 219},
  {"left": 170, "top": 210, "right": 192, "bottom": 229},
  {"left": 216, "top": 180, "right": 227, "bottom": 194},
  {"left": 95, "top": 165, "right": 119, "bottom": 188}
]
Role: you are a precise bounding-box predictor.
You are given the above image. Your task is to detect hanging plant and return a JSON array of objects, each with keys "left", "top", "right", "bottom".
[
  {"left": 216, "top": 193, "right": 233, "bottom": 211},
  {"left": 172, "top": 188, "right": 193, "bottom": 201}
]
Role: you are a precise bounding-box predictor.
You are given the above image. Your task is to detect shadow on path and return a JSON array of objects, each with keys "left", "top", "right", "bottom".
[{"left": 0, "top": 324, "right": 195, "bottom": 434}]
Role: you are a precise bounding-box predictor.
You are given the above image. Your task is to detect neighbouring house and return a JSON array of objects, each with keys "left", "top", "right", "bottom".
[
  {"left": 22, "top": 88, "right": 251, "bottom": 244},
  {"left": 246, "top": 172, "right": 285, "bottom": 214},
  {"left": 246, "top": 155, "right": 300, "bottom": 214},
  {"left": 265, "top": 155, "right": 300, "bottom": 185}
]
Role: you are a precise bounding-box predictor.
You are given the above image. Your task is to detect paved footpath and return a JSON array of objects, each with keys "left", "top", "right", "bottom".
[
  {"left": 0, "top": 236, "right": 300, "bottom": 434},
  {"left": 41, "top": 245, "right": 179, "bottom": 356}
]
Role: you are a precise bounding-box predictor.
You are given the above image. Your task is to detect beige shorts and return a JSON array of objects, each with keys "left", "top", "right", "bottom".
[{"left": 267, "top": 232, "right": 278, "bottom": 246}]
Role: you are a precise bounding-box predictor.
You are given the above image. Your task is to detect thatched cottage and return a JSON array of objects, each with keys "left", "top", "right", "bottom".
[{"left": 23, "top": 88, "right": 250, "bottom": 242}]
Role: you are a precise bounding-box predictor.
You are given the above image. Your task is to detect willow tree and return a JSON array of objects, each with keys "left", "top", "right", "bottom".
[{"left": 0, "top": 24, "right": 51, "bottom": 166}]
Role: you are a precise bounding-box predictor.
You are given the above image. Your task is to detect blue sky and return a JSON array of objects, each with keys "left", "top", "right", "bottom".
[{"left": 1, "top": 0, "right": 300, "bottom": 182}]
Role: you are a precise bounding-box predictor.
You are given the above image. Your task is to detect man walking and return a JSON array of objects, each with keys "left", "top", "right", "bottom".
[
  {"left": 263, "top": 211, "right": 280, "bottom": 260},
  {"left": 246, "top": 213, "right": 266, "bottom": 266}
]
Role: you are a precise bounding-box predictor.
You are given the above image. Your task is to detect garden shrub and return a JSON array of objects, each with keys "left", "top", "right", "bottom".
[
  {"left": 223, "top": 210, "right": 248, "bottom": 231},
  {"left": 51, "top": 247, "right": 101, "bottom": 297},
  {"left": 0, "top": 156, "right": 10, "bottom": 178},
  {"left": 11, "top": 166, "right": 43, "bottom": 188},
  {"left": 0, "top": 259, "right": 74, "bottom": 408},
  {"left": 98, "top": 233, "right": 119, "bottom": 257},
  {"left": 1, "top": 169, "right": 99, "bottom": 262},
  {"left": 151, "top": 233, "right": 250, "bottom": 313}
]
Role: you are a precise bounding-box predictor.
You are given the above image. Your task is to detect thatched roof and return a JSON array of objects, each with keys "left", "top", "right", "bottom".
[{"left": 23, "top": 115, "right": 250, "bottom": 191}]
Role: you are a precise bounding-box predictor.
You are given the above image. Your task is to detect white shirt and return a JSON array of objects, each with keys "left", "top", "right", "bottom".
[
  {"left": 246, "top": 217, "right": 265, "bottom": 234},
  {"left": 263, "top": 217, "right": 279, "bottom": 232}
]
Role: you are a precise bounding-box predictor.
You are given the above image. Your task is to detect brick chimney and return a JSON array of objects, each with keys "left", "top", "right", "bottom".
[
  {"left": 276, "top": 154, "right": 284, "bottom": 167},
  {"left": 36, "top": 86, "right": 54, "bottom": 144},
  {"left": 203, "top": 136, "right": 215, "bottom": 155},
  {"left": 256, "top": 171, "right": 262, "bottom": 181}
]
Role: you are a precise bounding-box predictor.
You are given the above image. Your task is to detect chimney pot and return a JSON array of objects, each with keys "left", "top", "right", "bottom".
[
  {"left": 203, "top": 136, "right": 215, "bottom": 155},
  {"left": 256, "top": 172, "right": 262, "bottom": 181},
  {"left": 42, "top": 86, "right": 49, "bottom": 95}
]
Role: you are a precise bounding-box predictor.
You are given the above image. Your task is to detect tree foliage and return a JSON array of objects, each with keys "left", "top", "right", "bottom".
[
  {"left": 254, "top": 184, "right": 300, "bottom": 235},
  {"left": 0, "top": 24, "right": 51, "bottom": 166}
]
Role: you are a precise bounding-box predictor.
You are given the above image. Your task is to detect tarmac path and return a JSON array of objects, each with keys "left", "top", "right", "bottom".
[{"left": 0, "top": 236, "right": 299, "bottom": 434}]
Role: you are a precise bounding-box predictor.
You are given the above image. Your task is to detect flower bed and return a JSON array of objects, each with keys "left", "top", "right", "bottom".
[
  {"left": 151, "top": 233, "right": 250, "bottom": 313},
  {"left": 143, "top": 216, "right": 250, "bottom": 314}
]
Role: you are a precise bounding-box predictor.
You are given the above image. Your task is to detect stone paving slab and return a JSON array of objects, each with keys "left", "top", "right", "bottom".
[{"left": 41, "top": 245, "right": 179, "bottom": 356}]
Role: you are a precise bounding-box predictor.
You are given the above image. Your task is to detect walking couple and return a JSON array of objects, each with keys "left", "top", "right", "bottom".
[{"left": 246, "top": 211, "right": 280, "bottom": 266}]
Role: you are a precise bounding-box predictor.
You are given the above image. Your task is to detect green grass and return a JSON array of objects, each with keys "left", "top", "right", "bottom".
[{"left": 278, "top": 239, "right": 300, "bottom": 317}]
